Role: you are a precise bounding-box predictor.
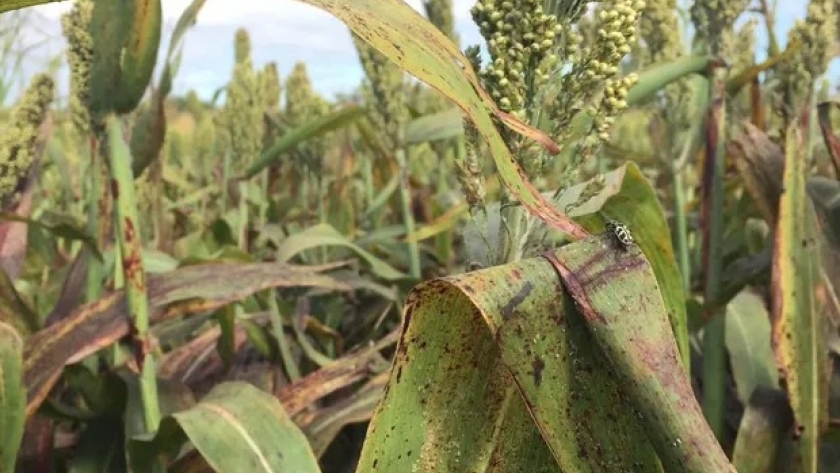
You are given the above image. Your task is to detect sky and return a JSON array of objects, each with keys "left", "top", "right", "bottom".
[{"left": 10, "top": 0, "right": 823, "bottom": 105}]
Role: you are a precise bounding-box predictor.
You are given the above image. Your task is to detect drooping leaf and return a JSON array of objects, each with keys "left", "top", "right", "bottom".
[
  {"left": 543, "top": 236, "right": 734, "bottom": 473},
  {"left": 357, "top": 239, "right": 662, "bottom": 473},
  {"left": 545, "top": 162, "right": 690, "bottom": 369},
  {"left": 275, "top": 223, "right": 407, "bottom": 281},
  {"left": 299, "top": 0, "right": 587, "bottom": 240},
  {"left": 23, "top": 262, "right": 350, "bottom": 418},
  {"left": 728, "top": 123, "right": 785, "bottom": 225},
  {"left": 129, "top": 382, "right": 321, "bottom": 473},
  {"left": 245, "top": 106, "right": 365, "bottom": 178}
]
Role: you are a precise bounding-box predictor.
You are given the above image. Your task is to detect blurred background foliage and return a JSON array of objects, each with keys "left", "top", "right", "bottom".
[{"left": 0, "top": 0, "right": 839, "bottom": 472}]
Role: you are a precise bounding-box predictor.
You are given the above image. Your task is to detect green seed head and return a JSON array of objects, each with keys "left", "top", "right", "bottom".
[
  {"left": 234, "top": 27, "right": 252, "bottom": 65},
  {"left": 60, "top": 0, "right": 94, "bottom": 134},
  {"left": 0, "top": 74, "right": 54, "bottom": 207}
]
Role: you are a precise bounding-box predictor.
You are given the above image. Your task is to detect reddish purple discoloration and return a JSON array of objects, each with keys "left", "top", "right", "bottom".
[{"left": 542, "top": 251, "right": 606, "bottom": 325}]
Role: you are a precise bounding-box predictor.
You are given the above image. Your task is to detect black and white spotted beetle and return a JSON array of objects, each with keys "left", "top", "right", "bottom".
[{"left": 605, "top": 219, "right": 635, "bottom": 252}]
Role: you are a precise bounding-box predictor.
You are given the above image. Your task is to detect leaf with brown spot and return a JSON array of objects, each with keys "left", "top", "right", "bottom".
[
  {"left": 543, "top": 236, "right": 735, "bottom": 473},
  {"left": 771, "top": 123, "right": 830, "bottom": 473},
  {"left": 23, "top": 262, "right": 350, "bottom": 418},
  {"left": 278, "top": 332, "right": 395, "bottom": 417},
  {"left": 548, "top": 162, "right": 690, "bottom": 369},
  {"left": 356, "top": 241, "right": 661, "bottom": 473}
]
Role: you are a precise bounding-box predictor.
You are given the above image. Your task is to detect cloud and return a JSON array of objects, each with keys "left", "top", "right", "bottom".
[
  {"left": 24, "top": 0, "right": 485, "bottom": 101},
  {"left": 20, "top": 0, "right": 825, "bottom": 103}
]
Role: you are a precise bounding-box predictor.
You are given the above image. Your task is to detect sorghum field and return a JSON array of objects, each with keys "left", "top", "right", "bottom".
[{"left": 1, "top": 0, "right": 839, "bottom": 472}]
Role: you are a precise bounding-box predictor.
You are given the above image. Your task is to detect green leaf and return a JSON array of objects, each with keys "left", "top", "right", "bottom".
[
  {"left": 405, "top": 107, "right": 463, "bottom": 144},
  {"left": 159, "top": 0, "right": 207, "bottom": 96},
  {"left": 625, "top": 54, "right": 717, "bottom": 106},
  {"left": 0, "top": 0, "right": 57, "bottom": 15},
  {"left": 130, "top": 96, "right": 166, "bottom": 177},
  {"left": 543, "top": 236, "right": 733, "bottom": 473},
  {"left": 245, "top": 106, "right": 365, "bottom": 178},
  {"left": 725, "top": 290, "right": 778, "bottom": 404},
  {"left": 276, "top": 223, "right": 407, "bottom": 281},
  {"left": 0, "top": 321, "right": 25, "bottom": 473},
  {"left": 87, "top": 1, "right": 137, "bottom": 119},
  {"left": 731, "top": 388, "right": 794, "bottom": 473},
  {"left": 115, "top": 0, "right": 162, "bottom": 113},
  {"left": 357, "top": 243, "right": 661, "bottom": 473},
  {"left": 129, "top": 382, "right": 321, "bottom": 473},
  {"left": 556, "top": 162, "right": 690, "bottom": 370}
]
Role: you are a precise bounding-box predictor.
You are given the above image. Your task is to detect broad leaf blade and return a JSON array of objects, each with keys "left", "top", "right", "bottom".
[
  {"left": 357, "top": 245, "right": 661, "bottom": 473},
  {"left": 552, "top": 162, "right": 690, "bottom": 369},
  {"left": 130, "top": 381, "right": 321, "bottom": 473},
  {"left": 405, "top": 108, "right": 463, "bottom": 144},
  {"left": 543, "top": 236, "right": 734, "bottom": 473},
  {"left": 725, "top": 290, "right": 778, "bottom": 404}
]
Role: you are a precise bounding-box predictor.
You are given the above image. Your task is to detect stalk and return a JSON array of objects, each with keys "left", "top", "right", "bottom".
[
  {"left": 104, "top": 115, "right": 160, "bottom": 434},
  {"left": 701, "top": 68, "right": 728, "bottom": 440},
  {"left": 84, "top": 135, "right": 103, "bottom": 303},
  {"left": 397, "top": 147, "right": 421, "bottom": 279}
]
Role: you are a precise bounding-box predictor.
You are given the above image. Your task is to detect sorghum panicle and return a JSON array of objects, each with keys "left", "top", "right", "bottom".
[
  {"left": 60, "top": 0, "right": 93, "bottom": 134},
  {"left": 352, "top": 34, "right": 408, "bottom": 148},
  {"left": 0, "top": 74, "right": 55, "bottom": 207},
  {"left": 775, "top": 0, "right": 836, "bottom": 112}
]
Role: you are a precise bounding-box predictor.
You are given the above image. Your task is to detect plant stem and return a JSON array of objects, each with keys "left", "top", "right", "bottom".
[
  {"left": 397, "top": 147, "right": 421, "bottom": 279},
  {"left": 85, "top": 135, "right": 103, "bottom": 304},
  {"left": 701, "top": 69, "right": 727, "bottom": 441},
  {"left": 104, "top": 115, "right": 160, "bottom": 434}
]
